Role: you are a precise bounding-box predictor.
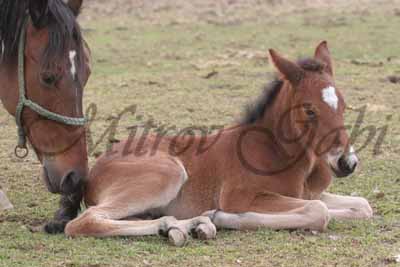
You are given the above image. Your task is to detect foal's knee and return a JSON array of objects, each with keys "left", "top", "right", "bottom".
[
  {"left": 303, "top": 200, "right": 330, "bottom": 232},
  {"left": 64, "top": 217, "right": 87, "bottom": 237},
  {"left": 65, "top": 219, "right": 81, "bottom": 237},
  {"left": 64, "top": 209, "right": 100, "bottom": 237},
  {"left": 64, "top": 220, "right": 80, "bottom": 237}
]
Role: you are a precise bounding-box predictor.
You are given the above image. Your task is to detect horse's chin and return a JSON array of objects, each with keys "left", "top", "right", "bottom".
[{"left": 41, "top": 167, "right": 59, "bottom": 194}]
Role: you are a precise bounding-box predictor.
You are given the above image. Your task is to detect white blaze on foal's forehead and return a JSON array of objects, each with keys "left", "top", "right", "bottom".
[
  {"left": 69, "top": 50, "right": 77, "bottom": 80},
  {"left": 322, "top": 86, "right": 339, "bottom": 111}
]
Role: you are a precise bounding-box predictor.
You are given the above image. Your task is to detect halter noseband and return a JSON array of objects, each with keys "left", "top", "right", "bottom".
[{"left": 14, "top": 17, "right": 86, "bottom": 158}]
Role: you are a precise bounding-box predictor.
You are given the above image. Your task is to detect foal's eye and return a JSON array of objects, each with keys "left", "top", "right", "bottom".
[
  {"left": 303, "top": 104, "right": 317, "bottom": 119},
  {"left": 41, "top": 72, "right": 58, "bottom": 87},
  {"left": 305, "top": 109, "right": 316, "bottom": 118}
]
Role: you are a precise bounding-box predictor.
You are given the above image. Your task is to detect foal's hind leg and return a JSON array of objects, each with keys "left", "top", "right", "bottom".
[
  {"left": 65, "top": 207, "right": 215, "bottom": 246},
  {"left": 65, "top": 157, "right": 215, "bottom": 246}
]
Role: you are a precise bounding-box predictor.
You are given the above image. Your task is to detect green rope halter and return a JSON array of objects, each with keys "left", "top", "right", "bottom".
[{"left": 14, "top": 17, "right": 86, "bottom": 158}]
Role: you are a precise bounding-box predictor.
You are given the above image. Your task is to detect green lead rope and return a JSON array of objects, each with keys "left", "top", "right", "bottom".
[{"left": 14, "top": 16, "right": 86, "bottom": 158}]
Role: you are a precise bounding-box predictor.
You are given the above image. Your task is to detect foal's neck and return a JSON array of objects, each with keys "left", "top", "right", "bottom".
[{"left": 249, "top": 82, "right": 315, "bottom": 173}]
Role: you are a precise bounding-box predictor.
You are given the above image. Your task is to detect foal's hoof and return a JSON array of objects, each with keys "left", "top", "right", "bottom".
[
  {"left": 168, "top": 228, "right": 188, "bottom": 247},
  {"left": 195, "top": 223, "right": 217, "bottom": 240},
  {"left": 44, "top": 220, "right": 67, "bottom": 234}
]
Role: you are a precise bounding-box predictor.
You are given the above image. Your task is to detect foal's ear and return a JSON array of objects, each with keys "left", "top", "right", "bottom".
[
  {"left": 269, "top": 49, "right": 304, "bottom": 86},
  {"left": 29, "top": 0, "right": 50, "bottom": 29},
  {"left": 314, "top": 41, "right": 334, "bottom": 76},
  {"left": 67, "top": 0, "right": 83, "bottom": 16}
]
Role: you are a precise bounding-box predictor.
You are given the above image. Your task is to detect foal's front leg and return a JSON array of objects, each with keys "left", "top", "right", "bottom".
[{"left": 320, "top": 192, "right": 373, "bottom": 220}]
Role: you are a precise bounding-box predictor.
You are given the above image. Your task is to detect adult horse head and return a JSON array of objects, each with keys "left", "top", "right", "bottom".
[{"left": 0, "top": 0, "right": 91, "bottom": 232}]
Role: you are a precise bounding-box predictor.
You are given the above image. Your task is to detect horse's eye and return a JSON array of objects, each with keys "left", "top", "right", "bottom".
[
  {"left": 305, "top": 108, "right": 316, "bottom": 118},
  {"left": 41, "top": 72, "right": 57, "bottom": 87},
  {"left": 303, "top": 104, "right": 317, "bottom": 119},
  {"left": 306, "top": 109, "right": 315, "bottom": 117}
]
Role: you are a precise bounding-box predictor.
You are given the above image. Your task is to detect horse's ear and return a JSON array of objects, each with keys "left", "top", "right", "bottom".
[
  {"left": 29, "top": 0, "right": 50, "bottom": 29},
  {"left": 67, "top": 0, "right": 83, "bottom": 16},
  {"left": 269, "top": 49, "right": 304, "bottom": 86},
  {"left": 314, "top": 41, "right": 333, "bottom": 76}
]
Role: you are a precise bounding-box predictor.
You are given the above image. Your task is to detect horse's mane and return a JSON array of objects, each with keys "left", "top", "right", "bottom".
[
  {"left": 241, "top": 58, "right": 325, "bottom": 124},
  {"left": 0, "top": 0, "right": 84, "bottom": 71}
]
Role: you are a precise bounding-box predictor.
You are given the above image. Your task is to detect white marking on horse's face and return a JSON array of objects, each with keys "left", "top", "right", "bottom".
[
  {"left": 346, "top": 146, "right": 358, "bottom": 170},
  {"left": 69, "top": 50, "right": 79, "bottom": 113},
  {"left": 69, "top": 50, "right": 77, "bottom": 80},
  {"left": 322, "top": 86, "right": 339, "bottom": 111}
]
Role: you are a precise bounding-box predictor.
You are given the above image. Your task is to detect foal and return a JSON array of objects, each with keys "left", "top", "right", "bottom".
[{"left": 66, "top": 42, "right": 372, "bottom": 246}]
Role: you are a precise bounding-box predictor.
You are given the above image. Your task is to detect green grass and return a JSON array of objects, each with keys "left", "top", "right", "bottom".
[{"left": 1, "top": 2, "right": 400, "bottom": 267}]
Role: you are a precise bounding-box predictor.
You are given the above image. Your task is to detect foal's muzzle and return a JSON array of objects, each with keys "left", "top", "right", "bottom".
[
  {"left": 335, "top": 155, "right": 358, "bottom": 177},
  {"left": 327, "top": 148, "right": 359, "bottom": 178}
]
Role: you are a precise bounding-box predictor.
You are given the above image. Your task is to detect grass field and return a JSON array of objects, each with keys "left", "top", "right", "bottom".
[{"left": 1, "top": 1, "right": 400, "bottom": 266}]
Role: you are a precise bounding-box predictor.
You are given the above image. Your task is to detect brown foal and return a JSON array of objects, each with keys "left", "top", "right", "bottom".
[{"left": 65, "top": 42, "right": 372, "bottom": 246}]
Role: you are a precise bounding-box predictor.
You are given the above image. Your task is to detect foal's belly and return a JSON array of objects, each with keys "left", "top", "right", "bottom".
[{"left": 153, "top": 178, "right": 218, "bottom": 219}]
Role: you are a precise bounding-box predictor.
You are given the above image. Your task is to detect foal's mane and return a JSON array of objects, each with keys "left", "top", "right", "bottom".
[
  {"left": 0, "top": 0, "right": 84, "bottom": 71},
  {"left": 241, "top": 58, "right": 325, "bottom": 124}
]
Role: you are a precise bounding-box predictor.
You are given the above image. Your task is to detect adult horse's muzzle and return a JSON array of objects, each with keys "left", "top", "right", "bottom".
[
  {"left": 41, "top": 139, "right": 88, "bottom": 195},
  {"left": 42, "top": 162, "right": 87, "bottom": 195},
  {"left": 327, "top": 147, "right": 359, "bottom": 178}
]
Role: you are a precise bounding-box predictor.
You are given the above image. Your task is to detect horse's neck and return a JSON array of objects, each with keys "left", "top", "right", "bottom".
[
  {"left": 264, "top": 86, "right": 304, "bottom": 156},
  {"left": 0, "top": 62, "right": 18, "bottom": 116},
  {"left": 190, "top": 84, "right": 316, "bottom": 177},
  {"left": 250, "top": 85, "right": 316, "bottom": 175}
]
